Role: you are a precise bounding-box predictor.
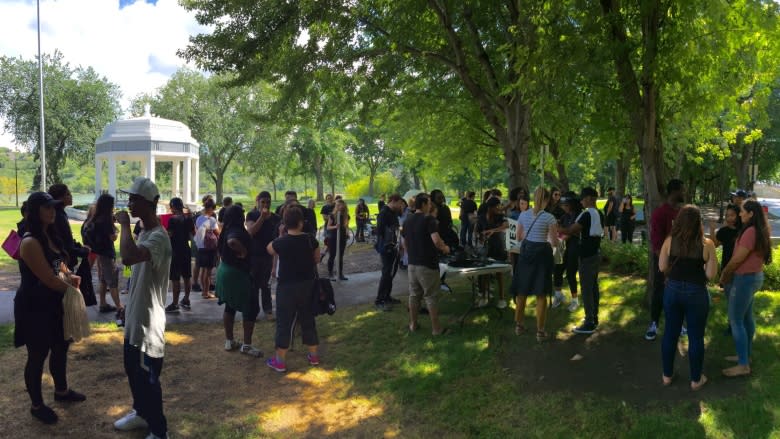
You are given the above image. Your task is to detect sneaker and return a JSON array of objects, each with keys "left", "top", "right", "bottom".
[
  {"left": 567, "top": 298, "right": 579, "bottom": 312},
  {"left": 680, "top": 326, "right": 688, "bottom": 337},
  {"left": 99, "top": 304, "right": 117, "bottom": 313},
  {"left": 224, "top": 339, "right": 241, "bottom": 351},
  {"left": 573, "top": 322, "right": 597, "bottom": 334},
  {"left": 388, "top": 297, "right": 402, "bottom": 305},
  {"left": 440, "top": 283, "right": 452, "bottom": 293},
  {"left": 477, "top": 297, "right": 489, "bottom": 308},
  {"left": 645, "top": 322, "right": 658, "bottom": 341},
  {"left": 115, "top": 308, "right": 125, "bottom": 327},
  {"left": 239, "top": 344, "right": 263, "bottom": 357},
  {"left": 114, "top": 409, "right": 148, "bottom": 431},
  {"left": 145, "top": 433, "right": 166, "bottom": 439},
  {"left": 165, "top": 304, "right": 180, "bottom": 314},
  {"left": 120, "top": 289, "right": 128, "bottom": 295},
  {"left": 375, "top": 302, "right": 391, "bottom": 312},
  {"left": 339, "top": 276, "right": 348, "bottom": 281},
  {"left": 497, "top": 299, "right": 507, "bottom": 309},
  {"left": 180, "top": 298, "right": 191, "bottom": 310},
  {"left": 552, "top": 291, "right": 564, "bottom": 308},
  {"left": 30, "top": 405, "right": 58, "bottom": 424},
  {"left": 192, "top": 283, "right": 202, "bottom": 292},
  {"left": 307, "top": 352, "right": 320, "bottom": 366},
  {"left": 266, "top": 357, "right": 287, "bottom": 373}
]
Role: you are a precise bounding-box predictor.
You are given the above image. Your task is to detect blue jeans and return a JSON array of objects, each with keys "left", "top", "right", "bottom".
[
  {"left": 124, "top": 340, "right": 167, "bottom": 438},
  {"left": 728, "top": 272, "right": 764, "bottom": 365},
  {"left": 661, "top": 280, "right": 709, "bottom": 382},
  {"left": 460, "top": 220, "right": 473, "bottom": 247}
]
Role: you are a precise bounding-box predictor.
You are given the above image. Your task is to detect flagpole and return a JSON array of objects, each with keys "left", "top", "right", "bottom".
[{"left": 37, "top": 0, "right": 46, "bottom": 190}]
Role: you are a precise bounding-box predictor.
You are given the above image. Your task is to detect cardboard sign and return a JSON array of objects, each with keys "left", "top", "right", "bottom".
[{"left": 506, "top": 218, "right": 521, "bottom": 253}]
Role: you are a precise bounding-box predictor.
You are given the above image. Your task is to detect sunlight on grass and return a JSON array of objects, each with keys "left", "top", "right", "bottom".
[
  {"left": 699, "top": 402, "right": 737, "bottom": 439},
  {"left": 463, "top": 336, "right": 491, "bottom": 352},
  {"left": 400, "top": 360, "right": 442, "bottom": 378}
]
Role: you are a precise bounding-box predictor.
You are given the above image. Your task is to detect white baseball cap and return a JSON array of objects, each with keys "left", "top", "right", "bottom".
[{"left": 120, "top": 177, "right": 160, "bottom": 203}]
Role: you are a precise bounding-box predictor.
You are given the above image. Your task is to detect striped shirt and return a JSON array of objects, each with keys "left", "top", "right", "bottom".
[{"left": 518, "top": 209, "right": 556, "bottom": 243}]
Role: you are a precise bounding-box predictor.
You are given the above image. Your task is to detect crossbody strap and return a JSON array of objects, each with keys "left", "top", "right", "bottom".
[{"left": 521, "top": 212, "right": 544, "bottom": 243}]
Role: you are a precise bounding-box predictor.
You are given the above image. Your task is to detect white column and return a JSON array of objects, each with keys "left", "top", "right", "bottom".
[
  {"left": 172, "top": 160, "right": 180, "bottom": 198},
  {"left": 193, "top": 159, "right": 200, "bottom": 203},
  {"left": 95, "top": 157, "right": 102, "bottom": 199},
  {"left": 140, "top": 159, "right": 147, "bottom": 179},
  {"left": 108, "top": 155, "right": 117, "bottom": 199},
  {"left": 184, "top": 157, "right": 192, "bottom": 204},
  {"left": 147, "top": 154, "right": 156, "bottom": 182}
]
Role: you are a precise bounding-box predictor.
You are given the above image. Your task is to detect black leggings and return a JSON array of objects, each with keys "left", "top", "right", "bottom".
[
  {"left": 275, "top": 280, "right": 319, "bottom": 349},
  {"left": 327, "top": 233, "right": 347, "bottom": 275},
  {"left": 553, "top": 244, "right": 579, "bottom": 295},
  {"left": 25, "top": 339, "right": 70, "bottom": 407}
]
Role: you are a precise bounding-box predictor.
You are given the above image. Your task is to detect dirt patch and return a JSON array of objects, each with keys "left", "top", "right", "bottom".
[
  {"left": 0, "top": 324, "right": 395, "bottom": 438},
  {"left": 503, "top": 327, "right": 749, "bottom": 405}
]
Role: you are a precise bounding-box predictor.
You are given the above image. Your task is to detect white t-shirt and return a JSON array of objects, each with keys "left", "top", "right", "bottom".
[
  {"left": 195, "top": 215, "right": 218, "bottom": 249},
  {"left": 125, "top": 225, "right": 172, "bottom": 358}
]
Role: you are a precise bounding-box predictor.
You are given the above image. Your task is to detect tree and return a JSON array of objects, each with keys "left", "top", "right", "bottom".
[
  {"left": 179, "top": 0, "right": 580, "bottom": 190},
  {"left": 132, "top": 69, "right": 275, "bottom": 202},
  {"left": 0, "top": 51, "right": 120, "bottom": 188}
]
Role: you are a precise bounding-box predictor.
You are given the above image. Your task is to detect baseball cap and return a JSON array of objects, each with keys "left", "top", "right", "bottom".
[
  {"left": 120, "top": 177, "right": 160, "bottom": 203},
  {"left": 27, "top": 192, "right": 62, "bottom": 210},
  {"left": 733, "top": 189, "right": 748, "bottom": 198}
]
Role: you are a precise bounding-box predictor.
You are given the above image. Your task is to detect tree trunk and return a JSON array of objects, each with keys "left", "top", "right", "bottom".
[
  {"left": 368, "top": 167, "right": 377, "bottom": 197},
  {"left": 214, "top": 172, "right": 224, "bottom": 205},
  {"left": 544, "top": 137, "right": 570, "bottom": 192},
  {"left": 615, "top": 157, "right": 629, "bottom": 197},
  {"left": 499, "top": 97, "right": 531, "bottom": 191},
  {"left": 313, "top": 154, "right": 324, "bottom": 201},
  {"left": 271, "top": 179, "right": 277, "bottom": 201},
  {"left": 731, "top": 135, "right": 750, "bottom": 190}
]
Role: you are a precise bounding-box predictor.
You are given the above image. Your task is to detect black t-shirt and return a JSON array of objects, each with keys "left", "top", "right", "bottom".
[
  {"left": 217, "top": 207, "right": 227, "bottom": 223},
  {"left": 376, "top": 206, "right": 400, "bottom": 247},
  {"left": 168, "top": 214, "right": 194, "bottom": 251},
  {"left": 560, "top": 211, "right": 580, "bottom": 249},
  {"left": 303, "top": 207, "right": 317, "bottom": 235},
  {"left": 717, "top": 226, "right": 739, "bottom": 270},
  {"left": 546, "top": 203, "right": 565, "bottom": 220},
  {"left": 84, "top": 219, "right": 117, "bottom": 258},
  {"left": 272, "top": 233, "right": 319, "bottom": 284},
  {"left": 577, "top": 209, "right": 603, "bottom": 258},
  {"left": 246, "top": 209, "right": 280, "bottom": 258},
  {"left": 459, "top": 198, "right": 477, "bottom": 220},
  {"left": 476, "top": 213, "right": 507, "bottom": 261},
  {"left": 402, "top": 213, "right": 440, "bottom": 269},
  {"left": 219, "top": 228, "right": 251, "bottom": 272},
  {"left": 320, "top": 204, "right": 334, "bottom": 216},
  {"left": 377, "top": 200, "right": 386, "bottom": 211}
]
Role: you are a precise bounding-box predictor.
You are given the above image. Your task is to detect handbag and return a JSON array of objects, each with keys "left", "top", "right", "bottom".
[
  {"left": 311, "top": 275, "right": 336, "bottom": 316},
  {"left": 2, "top": 229, "right": 22, "bottom": 260},
  {"left": 75, "top": 257, "right": 97, "bottom": 307},
  {"left": 63, "top": 286, "right": 91, "bottom": 342}
]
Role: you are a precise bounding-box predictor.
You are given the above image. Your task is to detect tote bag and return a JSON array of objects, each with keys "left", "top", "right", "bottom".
[{"left": 2, "top": 229, "right": 21, "bottom": 260}]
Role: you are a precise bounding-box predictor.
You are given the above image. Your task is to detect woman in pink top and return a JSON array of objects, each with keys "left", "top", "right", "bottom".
[{"left": 719, "top": 200, "right": 772, "bottom": 377}]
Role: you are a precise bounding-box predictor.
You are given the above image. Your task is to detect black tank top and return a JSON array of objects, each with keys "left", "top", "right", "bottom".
[
  {"left": 17, "top": 235, "right": 66, "bottom": 312},
  {"left": 668, "top": 238, "right": 706, "bottom": 285}
]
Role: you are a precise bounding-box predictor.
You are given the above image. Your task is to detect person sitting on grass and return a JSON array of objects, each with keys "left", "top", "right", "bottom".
[
  {"left": 658, "top": 205, "right": 718, "bottom": 391},
  {"left": 216, "top": 205, "right": 263, "bottom": 357},
  {"left": 265, "top": 206, "right": 321, "bottom": 372}
]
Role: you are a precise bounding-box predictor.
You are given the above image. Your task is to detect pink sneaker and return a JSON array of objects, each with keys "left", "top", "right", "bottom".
[
  {"left": 307, "top": 353, "right": 320, "bottom": 366},
  {"left": 266, "top": 357, "right": 287, "bottom": 372}
]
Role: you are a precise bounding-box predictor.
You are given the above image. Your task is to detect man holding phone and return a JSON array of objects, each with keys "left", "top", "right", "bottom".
[{"left": 246, "top": 191, "right": 281, "bottom": 321}]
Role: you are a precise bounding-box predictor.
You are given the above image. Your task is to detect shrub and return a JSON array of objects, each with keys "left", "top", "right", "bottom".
[
  {"left": 600, "top": 240, "right": 650, "bottom": 277},
  {"left": 763, "top": 246, "right": 780, "bottom": 291},
  {"left": 345, "top": 172, "right": 398, "bottom": 199}
]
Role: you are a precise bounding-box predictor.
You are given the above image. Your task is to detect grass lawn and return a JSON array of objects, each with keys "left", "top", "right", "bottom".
[{"left": 0, "top": 273, "right": 778, "bottom": 438}]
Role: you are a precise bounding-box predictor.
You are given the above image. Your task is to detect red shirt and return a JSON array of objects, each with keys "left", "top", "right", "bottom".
[
  {"left": 735, "top": 226, "right": 765, "bottom": 274},
  {"left": 650, "top": 203, "right": 679, "bottom": 254}
]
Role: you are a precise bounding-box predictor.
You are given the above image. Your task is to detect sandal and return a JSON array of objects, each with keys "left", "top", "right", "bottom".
[
  {"left": 202, "top": 293, "right": 216, "bottom": 299},
  {"left": 690, "top": 375, "right": 707, "bottom": 391},
  {"left": 536, "top": 330, "right": 548, "bottom": 342},
  {"left": 722, "top": 365, "right": 751, "bottom": 377},
  {"left": 515, "top": 324, "right": 526, "bottom": 336}
]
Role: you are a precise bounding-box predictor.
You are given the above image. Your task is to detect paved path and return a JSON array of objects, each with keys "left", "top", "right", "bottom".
[{"left": 0, "top": 270, "right": 411, "bottom": 325}]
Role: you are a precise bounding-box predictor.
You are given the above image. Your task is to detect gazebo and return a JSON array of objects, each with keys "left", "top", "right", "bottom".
[{"left": 94, "top": 105, "right": 200, "bottom": 205}]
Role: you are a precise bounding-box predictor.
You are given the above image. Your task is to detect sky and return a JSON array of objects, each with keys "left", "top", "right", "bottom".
[{"left": 0, "top": 0, "right": 210, "bottom": 149}]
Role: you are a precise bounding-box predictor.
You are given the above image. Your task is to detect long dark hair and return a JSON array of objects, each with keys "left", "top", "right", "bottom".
[
  {"left": 25, "top": 193, "right": 67, "bottom": 260},
  {"left": 739, "top": 200, "right": 772, "bottom": 264},
  {"left": 218, "top": 205, "right": 248, "bottom": 252},
  {"left": 93, "top": 194, "right": 115, "bottom": 224},
  {"left": 670, "top": 204, "right": 703, "bottom": 256}
]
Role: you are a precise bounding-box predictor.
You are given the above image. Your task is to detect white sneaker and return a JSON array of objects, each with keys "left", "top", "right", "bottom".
[
  {"left": 145, "top": 433, "right": 166, "bottom": 439},
  {"left": 224, "top": 339, "right": 241, "bottom": 351},
  {"left": 497, "top": 299, "right": 507, "bottom": 309},
  {"left": 477, "top": 297, "right": 489, "bottom": 308},
  {"left": 552, "top": 291, "right": 564, "bottom": 308},
  {"left": 114, "top": 410, "right": 148, "bottom": 431},
  {"left": 567, "top": 298, "right": 579, "bottom": 312}
]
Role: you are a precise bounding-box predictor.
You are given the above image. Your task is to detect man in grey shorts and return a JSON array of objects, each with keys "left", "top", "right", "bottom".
[{"left": 401, "top": 194, "right": 451, "bottom": 335}]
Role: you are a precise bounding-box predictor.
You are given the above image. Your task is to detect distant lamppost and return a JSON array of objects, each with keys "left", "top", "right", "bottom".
[
  {"left": 37, "top": 0, "right": 46, "bottom": 190},
  {"left": 10, "top": 150, "right": 19, "bottom": 207}
]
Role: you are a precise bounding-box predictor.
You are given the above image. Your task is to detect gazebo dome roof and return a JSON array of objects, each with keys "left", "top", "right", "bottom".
[{"left": 96, "top": 104, "right": 198, "bottom": 147}]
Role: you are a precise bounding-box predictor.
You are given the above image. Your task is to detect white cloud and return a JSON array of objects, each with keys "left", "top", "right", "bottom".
[{"left": 0, "top": 0, "right": 210, "bottom": 149}]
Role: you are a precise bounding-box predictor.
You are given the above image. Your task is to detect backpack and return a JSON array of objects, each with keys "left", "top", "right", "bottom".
[{"left": 203, "top": 228, "right": 218, "bottom": 250}]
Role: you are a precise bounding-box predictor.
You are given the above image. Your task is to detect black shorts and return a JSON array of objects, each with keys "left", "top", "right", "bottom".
[
  {"left": 605, "top": 214, "right": 616, "bottom": 227},
  {"left": 197, "top": 249, "right": 218, "bottom": 268},
  {"left": 170, "top": 251, "right": 192, "bottom": 280}
]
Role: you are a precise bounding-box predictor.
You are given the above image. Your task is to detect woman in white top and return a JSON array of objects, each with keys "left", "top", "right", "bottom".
[{"left": 510, "top": 187, "right": 559, "bottom": 341}]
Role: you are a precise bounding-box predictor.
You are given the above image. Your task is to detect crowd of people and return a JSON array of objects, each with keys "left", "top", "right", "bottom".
[{"left": 9, "top": 175, "right": 773, "bottom": 436}]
